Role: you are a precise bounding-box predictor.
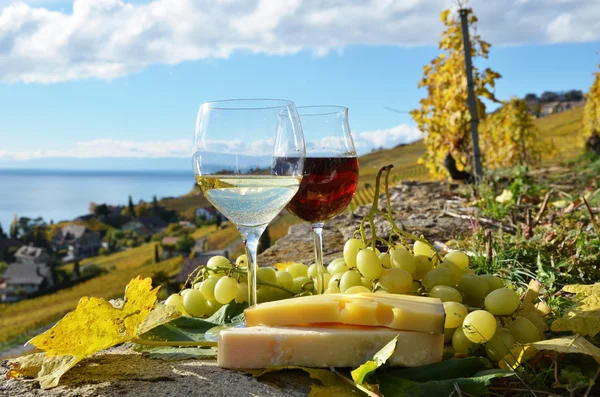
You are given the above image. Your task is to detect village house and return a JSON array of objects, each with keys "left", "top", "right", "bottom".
[
  {"left": 195, "top": 207, "right": 222, "bottom": 222},
  {"left": 539, "top": 100, "right": 586, "bottom": 117},
  {"left": 52, "top": 225, "right": 102, "bottom": 261},
  {"left": 122, "top": 216, "right": 168, "bottom": 237},
  {"left": 0, "top": 245, "right": 54, "bottom": 302}
]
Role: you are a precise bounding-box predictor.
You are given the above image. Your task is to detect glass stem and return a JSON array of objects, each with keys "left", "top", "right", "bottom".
[
  {"left": 311, "top": 222, "right": 325, "bottom": 294},
  {"left": 238, "top": 225, "right": 266, "bottom": 307}
]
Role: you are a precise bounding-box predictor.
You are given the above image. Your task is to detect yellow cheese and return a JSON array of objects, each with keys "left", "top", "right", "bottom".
[
  {"left": 218, "top": 324, "right": 444, "bottom": 369},
  {"left": 244, "top": 293, "right": 445, "bottom": 334}
]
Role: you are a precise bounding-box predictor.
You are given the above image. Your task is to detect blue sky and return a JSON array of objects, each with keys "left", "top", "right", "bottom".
[{"left": 0, "top": 0, "right": 599, "bottom": 169}]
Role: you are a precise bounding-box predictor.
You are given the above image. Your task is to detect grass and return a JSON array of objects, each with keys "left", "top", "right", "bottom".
[{"left": 0, "top": 244, "right": 183, "bottom": 345}]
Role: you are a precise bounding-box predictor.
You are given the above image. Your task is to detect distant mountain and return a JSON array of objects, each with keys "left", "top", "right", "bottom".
[{"left": 0, "top": 157, "right": 193, "bottom": 171}]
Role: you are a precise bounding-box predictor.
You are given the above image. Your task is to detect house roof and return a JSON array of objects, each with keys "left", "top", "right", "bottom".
[
  {"left": 59, "top": 225, "right": 88, "bottom": 239},
  {"left": 15, "top": 245, "right": 47, "bottom": 259},
  {"left": 197, "top": 207, "right": 219, "bottom": 215},
  {"left": 174, "top": 255, "right": 212, "bottom": 284},
  {"left": 3, "top": 262, "right": 51, "bottom": 285},
  {"left": 161, "top": 236, "right": 179, "bottom": 246},
  {"left": 0, "top": 238, "right": 23, "bottom": 251}
]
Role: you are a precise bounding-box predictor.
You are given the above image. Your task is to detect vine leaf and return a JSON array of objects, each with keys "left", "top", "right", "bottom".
[
  {"left": 551, "top": 283, "right": 600, "bottom": 337},
  {"left": 6, "top": 276, "right": 179, "bottom": 389}
]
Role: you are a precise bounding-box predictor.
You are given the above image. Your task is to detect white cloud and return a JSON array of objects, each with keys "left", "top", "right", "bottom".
[
  {"left": 0, "top": 0, "right": 599, "bottom": 83},
  {"left": 352, "top": 124, "right": 422, "bottom": 154},
  {"left": 0, "top": 123, "right": 422, "bottom": 159}
]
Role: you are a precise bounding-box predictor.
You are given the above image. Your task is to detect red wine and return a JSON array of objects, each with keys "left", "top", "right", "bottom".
[{"left": 287, "top": 157, "right": 359, "bottom": 223}]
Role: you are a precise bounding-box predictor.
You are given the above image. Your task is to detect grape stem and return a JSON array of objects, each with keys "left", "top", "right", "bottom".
[
  {"left": 356, "top": 165, "right": 441, "bottom": 263},
  {"left": 208, "top": 266, "right": 298, "bottom": 296}
]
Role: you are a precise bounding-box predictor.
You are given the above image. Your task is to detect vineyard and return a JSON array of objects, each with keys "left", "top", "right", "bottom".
[{"left": 0, "top": 244, "right": 183, "bottom": 348}]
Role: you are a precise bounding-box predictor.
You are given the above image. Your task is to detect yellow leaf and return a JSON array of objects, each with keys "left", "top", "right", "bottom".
[
  {"left": 551, "top": 283, "right": 600, "bottom": 337},
  {"left": 495, "top": 189, "right": 514, "bottom": 204},
  {"left": 515, "top": 279, "right": 549, "bottom": 334},
  {"left": 501, "top": 335, "right": 600, "bottom": 369},
  {"left": 8, "top": 276, "right": 179, "bottom": 389}
]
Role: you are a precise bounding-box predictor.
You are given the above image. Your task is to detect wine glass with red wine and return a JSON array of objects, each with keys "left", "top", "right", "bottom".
[{"left": 286, "top": 106, "right": 359, "bottom": 294}]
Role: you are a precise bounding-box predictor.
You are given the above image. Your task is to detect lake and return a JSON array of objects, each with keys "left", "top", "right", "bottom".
[{"left": 0, "top": 169, "right": 196, "bottom": 229}]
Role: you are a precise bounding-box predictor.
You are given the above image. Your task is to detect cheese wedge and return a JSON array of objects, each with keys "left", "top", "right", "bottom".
[
  {"left": 244, "top": 293, "right": 445, "bottom": 334},
  {"left": 218, "top": 324, "right": 444, "bottom": 369}
]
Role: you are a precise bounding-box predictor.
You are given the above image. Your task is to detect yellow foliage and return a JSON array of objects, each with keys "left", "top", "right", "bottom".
[
  {"left": 501, "top": 334, "right": 600, "bottom": 369},
  {"left": 515, "top": 279, "right": 549, "bottom": 335},
  {"left": 7, "top": 276, "right": 180, "bottom": 389},
  {"left": 411, "top": 8, "right": 501, "bottom": 179},
  {"left": 582, "top": 63, "right": 600, "bottom": 143},
  {"left": 551, "top": 283, "right": 600, "bottom": 337},
  {"left": 479, "top": 98, "right": 551, "bottom": 169}
]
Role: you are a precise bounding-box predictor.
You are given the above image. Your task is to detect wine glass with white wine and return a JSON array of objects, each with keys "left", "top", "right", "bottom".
[{"left": 193, "top": 99, "right": 305, "bottom": 307}]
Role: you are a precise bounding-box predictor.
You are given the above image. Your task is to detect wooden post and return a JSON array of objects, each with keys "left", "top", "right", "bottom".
[{"left": 459, "top": 8, "right": 483, "bottom": 181}]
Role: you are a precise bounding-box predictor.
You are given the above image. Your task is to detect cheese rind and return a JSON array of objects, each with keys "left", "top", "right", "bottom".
[
  {"left": 244, "top": 293, "right": 445, "bottom": 334},
  {"left": 217, "top": 325, "right": 444, "bottom": 369}
]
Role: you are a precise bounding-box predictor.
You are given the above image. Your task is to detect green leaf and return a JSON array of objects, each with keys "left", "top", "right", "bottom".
[
  {"left": 132, "top": 345, "right": 217, "bottom": 361},
  {"left": 206, "top": 301, "right": 248, "bottom": 325},
  {"left": 386, "top": 357, "right": 492, "bottom": 382},
  {"left": 351, "top": 335, "right": 398, "bottom": 384},
  {"left": 246, "top": 366, "right": 357, "bottom": 397},
  {"left": 378, "top": 369, "right": 514, "bottom": 397},
  {"left": 138, "top": 316, "right": 217, "bottom": 342}
]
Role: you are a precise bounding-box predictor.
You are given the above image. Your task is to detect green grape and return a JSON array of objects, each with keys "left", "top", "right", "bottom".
[
  {"left": 327, "top": 261, "right": 349, "bottom": 275},
  {"left": 328, "top": 273, "right": 343, "bottom": 290},
  {"left": 443, "top": 251, "right": 469, "bottom": 270},
  {"left": 414, "top": 255, "right": 433, "bottom": 280},
  {"left": 340, "top": 270, "right": 363, "bottom": 292},
  {"left": 307, "top": 263, "right": 319, "bottom": 278},
  {"left": 422, "top": 268, "right": 453, "bottom": 290},
  {"left": 484, "top": 288, "right": 520, "bottom": 315},
  {"left": 413, "top": 240, "right": 435, "bottom": 258},
  {"left": 323, "top": 273, "right": 332, "bottom": 288},
  {"left": 393, "top": 243, "right": 408, "bottom": 250},
  {"left": 443, "top": 301, "right": 468, "bottom": 328},
  {"left": 462, "top": 310, "right": 497, "bottom": 343},
  {"left": 379, "top": 268, "right": 413, "bottom": 294},
  {"left": 439, "top": 261, "right": 461, "bottom": 286},
  {"left": 205, "top": 300, "right": 222, "bottom": 316},
  {"left": 199, "top": 277, "right": 219, "bottom": 301},
  {"left": 235, "top": 281, "right": 248, "bottom": 303},
  {"left": 480, "top": 274, "right": 504, "bottom": 291},
  {"left": 275, "top": 270, "right": 293, "bottom": 290},
  {"left": 452, "top": 326, "right": 476, "bottom": 354},
  {"left": 458, "top": 274, "right": 490, "bottom": 302},
  {"left": 429, "top": 285, "right": 463, "bottom": 303},
  {"left": 485, "top": 327, "right": 517, "bottom": 362},
  {"left": 345, "top": 285, "right": 372, "bottom": 294},
  {"left": 286, "top": 263, "right": 309, "bottom": 278},
  {"left": 509, "top": 317, "right": 541, "bottom": 343},
  {"left": 193, "top": 282, "right": 202, "bottom": 290},
  {"left": 182, "top": 289, "right": 207, "bottom": 317},
  {"left": 214, "top": 276, "right": 238, "bottom": 304},
  {"left": 206, "top": 255, "right": 232, "bottom": 275},
  {"left": 291, "top": 276, "right": 313, "bottom": 294},
  {"left": 325, "top": 285, "right": 340, "bottom": 294},
  {"left": 165, "top": 294, "right": 190, "bottom": 316},
  {"left": 390, "top": 248, "right": 417, "bottom": 277},
  {"left": 366, "top": 246, "right": 381, "bottom": 255},
  {"left": 444, "top": 327, "right": 457, "bottom": 343},
  {"left": 257, "top": 286, "right": 291, "bottom": 303},
  {"left": 361, "top": 277, "right": 372, "bottom": 290},
  {"left": 356, "top": 249, "right": 384, "bottom": 280},
  {"left": 379, "top": 253, "right": 392, "bottom": 269},
  {"left": 256, "top": 267, "right": 277, "bottom": 284},
  {"left": 180, "top": 288, "right": 193, "bottom": 298},
  {"left": 343, "top": 238, "right": 365, "bottom": 268},
  {"left": 329, "top": 258, "right": 345, "bottom": 267},
  {"left": 235, "top": 254, "right": 247, "bottom": 268}
]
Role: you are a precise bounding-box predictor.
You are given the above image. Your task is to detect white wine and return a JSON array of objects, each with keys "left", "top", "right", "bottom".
[{"left": 195, "top": 175, "right": 300, "bottom": 227}]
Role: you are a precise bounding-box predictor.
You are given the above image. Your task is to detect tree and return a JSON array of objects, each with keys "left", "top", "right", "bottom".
[
  {"left": 0, "top": 223, "right": 5, "bottom": 239},
  {"left": 94, "top": 204, "right": 109, "bottom": 217},
  {"left": 524, "top": 93, "right": 538, "bottom": 101},
  {"left": 154, "top": 243, "right": 161, "bottom": 263},
  {"left": 411, "top": 8, "right": 501, "bottom": 179},
  {"left": 565, "top": 89, "right": 584, "bottom": 102},
  {"left": 152, "top": 195, "right": 160, "bottom": 215},
  {"left": 479, "top": 98, "right": 548, "bottom": 168},
  {"left": 73, "top": 260, "right": 80, "bottom": 279},
  {"left": 540, "top": 91, "right": 559, "bottom": 103},
  {"left": 175, "top": 234, "right": 195, "bottom": 254},
  {"left": 128, "top": 195, "right": 135, "bottom": 217},
  {"left": 582, "top": 63, "right": 600, "bottom": 152},
  {"left": 10, "top": 215, "right": 18, "bottom": 239},
  {"left": 215, "top": 214, "right": 223, "bottom": 228}
]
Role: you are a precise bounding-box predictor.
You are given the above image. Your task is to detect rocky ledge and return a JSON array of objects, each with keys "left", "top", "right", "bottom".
[{"left": 1, "top": 181, "right": 482, "bottom": 397}]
